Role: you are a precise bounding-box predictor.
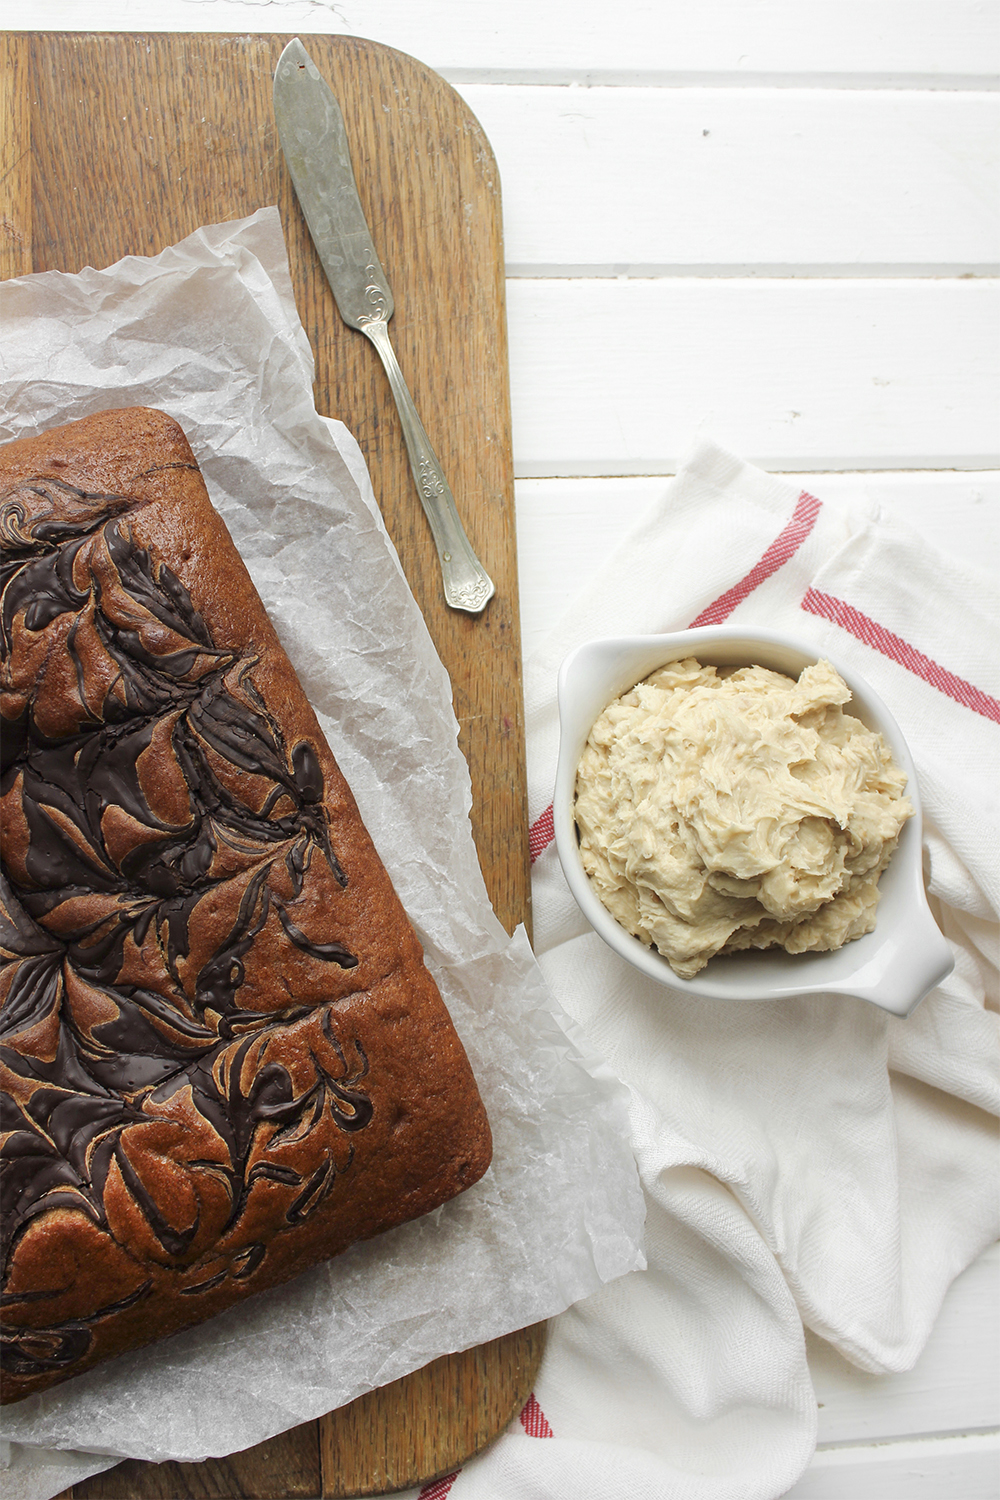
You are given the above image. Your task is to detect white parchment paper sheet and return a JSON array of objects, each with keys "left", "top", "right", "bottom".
[{"left": 0, "top": 207, "right": 645, "bottom": 1483}]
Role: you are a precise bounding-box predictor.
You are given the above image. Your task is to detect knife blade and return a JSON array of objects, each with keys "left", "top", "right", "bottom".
[{"left": 273, "top": 37, "right": 495, "bottom": 616}]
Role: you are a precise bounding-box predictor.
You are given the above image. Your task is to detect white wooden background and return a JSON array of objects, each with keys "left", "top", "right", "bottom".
[{"left": 11, "top": 2, "right": 1000, "bottom": 1496}]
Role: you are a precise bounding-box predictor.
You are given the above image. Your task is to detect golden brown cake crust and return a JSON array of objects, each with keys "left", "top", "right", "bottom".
[{"left": 0, "top": 407, "right": 492, "bottom": 1404}]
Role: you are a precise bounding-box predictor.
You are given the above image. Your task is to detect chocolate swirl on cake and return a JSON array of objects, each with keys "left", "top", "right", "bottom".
[
  {"left": 0, "top": 408, "right": 491, "bottom": 1406},
  {"left": 0, "top": 478, "right": 373, "bottom": 1381}
]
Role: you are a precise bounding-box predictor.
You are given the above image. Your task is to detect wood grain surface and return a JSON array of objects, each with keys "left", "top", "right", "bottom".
[{"left": 1, "top": 28, "right": 542, "bottom": 1498}]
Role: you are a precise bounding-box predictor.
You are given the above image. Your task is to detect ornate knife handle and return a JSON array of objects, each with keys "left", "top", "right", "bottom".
[{"left": 360, "top": 317, "right": 495, "bottom": 615}]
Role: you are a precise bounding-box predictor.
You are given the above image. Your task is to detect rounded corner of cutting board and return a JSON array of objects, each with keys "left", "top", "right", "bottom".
[
  {"left": 319, "top": 1319, "right": 549, "bottom": 1497},
  {"left": 291, "top": 31, "right": 504, "bottom": 197}
]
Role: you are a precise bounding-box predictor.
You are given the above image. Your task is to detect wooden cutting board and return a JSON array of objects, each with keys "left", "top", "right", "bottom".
[{"left": 1, "top": 29, "right": 543, "bottom": 1498}]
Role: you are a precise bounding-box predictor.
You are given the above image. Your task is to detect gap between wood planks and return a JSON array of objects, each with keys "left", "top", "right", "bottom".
[
  {"left": 503, "top": 265, "right": 1000, "bottom": 279},
  {"left": 441, "top": 71, "right": 1000, "bottom": 90}
]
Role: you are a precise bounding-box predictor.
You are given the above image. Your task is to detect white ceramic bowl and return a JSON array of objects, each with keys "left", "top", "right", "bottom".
[{"left": 554, "top": 626, "right": 953, "bottom": 1016}]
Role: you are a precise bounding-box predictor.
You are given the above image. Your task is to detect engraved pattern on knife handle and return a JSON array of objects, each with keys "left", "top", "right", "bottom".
[
  {"left": 357, "top": 256, "right": 391, "bottom": 325},
  {"left": 360, "top": 315, "right": 495, "bottom": 615}
]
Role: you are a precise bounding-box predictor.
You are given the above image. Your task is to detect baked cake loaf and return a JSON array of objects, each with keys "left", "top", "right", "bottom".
[{"left": 0, "top": 407, "right": 492, "bottom": 1404}]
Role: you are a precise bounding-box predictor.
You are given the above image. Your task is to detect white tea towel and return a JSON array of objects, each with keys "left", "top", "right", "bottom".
[{"left": 391, "top": 439, "right": 999, "bottom": 1500}]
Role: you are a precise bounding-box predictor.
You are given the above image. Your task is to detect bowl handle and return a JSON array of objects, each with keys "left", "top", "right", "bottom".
[{"left": 844, "top": 905, "right": 954, "bottom": 1018}]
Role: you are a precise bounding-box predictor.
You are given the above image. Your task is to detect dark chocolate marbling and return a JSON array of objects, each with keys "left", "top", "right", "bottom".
[{"left": 1, "top": 475, "right": 373, "bottom": 1381}]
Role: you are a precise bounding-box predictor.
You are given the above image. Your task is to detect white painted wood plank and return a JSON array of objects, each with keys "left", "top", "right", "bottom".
[
  {"left": 784, "top": 1432, "right": 1000, "bottom": 1499},
  {"left": 504, "top": 279, "right": 1000, "bottom": 477},
  {"left": 18, "top": 1, "right": 1000, "bottom": 84},
  {"left": 515, "top": 473, "right": 1000, "bottom": 658},
  {"left": 454, "top": 86, "right": 999, "bottom": 274}
]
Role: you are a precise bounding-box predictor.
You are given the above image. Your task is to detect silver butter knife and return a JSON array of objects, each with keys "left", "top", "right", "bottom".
[{"left": 273, "top": 37, "right": 495, "bottom": 615}]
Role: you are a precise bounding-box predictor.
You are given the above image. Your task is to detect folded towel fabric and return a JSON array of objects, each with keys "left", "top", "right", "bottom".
[{"left": 401, "top": 439, "right": 999, "bottom": 1500}]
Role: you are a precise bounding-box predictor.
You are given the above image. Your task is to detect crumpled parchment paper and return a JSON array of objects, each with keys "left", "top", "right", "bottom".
[{"left": 0, "top": 207, "right": 645, "bottom": 1489}]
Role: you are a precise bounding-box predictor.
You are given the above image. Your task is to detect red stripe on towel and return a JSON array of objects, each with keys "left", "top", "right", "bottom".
[
  {"left": 528, "top": 490, "right": 824, "bottom": 862},
  {"left": 417, "top": 1472, "right": 460, "bottom": 1499},
  {"left": 520, "top": 1392, "right": 555, "bottom": 1438},
  {"left": 802, "top": 587, "right": 1000, "bottom": 723},
  {"left": 688, "top": 490, "right": 822, "bottom": 626},
  {"left": 529, "top": 803, "right": 555, "bottom": 863}
]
